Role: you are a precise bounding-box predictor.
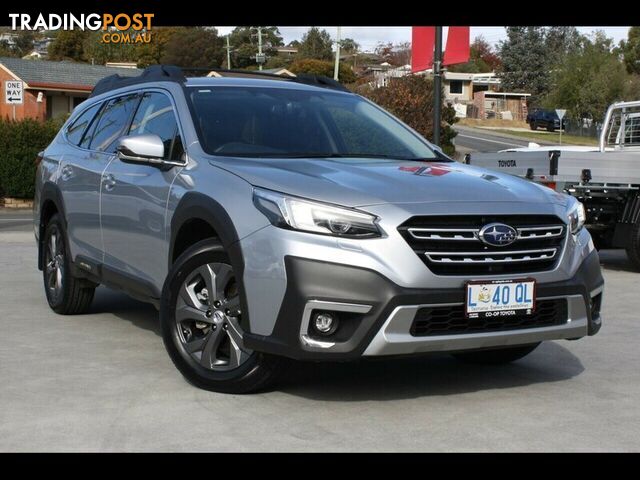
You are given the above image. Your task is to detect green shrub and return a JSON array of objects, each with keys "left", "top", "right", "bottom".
[
  {"left": 0, "top": 117, "right": 63, "bottom": 199},
  {"left": 355, "top": 76, "right": 459, "bottom": 156},
  {"left": 289, "top": 58, "right": 356, "bottom": 84}
]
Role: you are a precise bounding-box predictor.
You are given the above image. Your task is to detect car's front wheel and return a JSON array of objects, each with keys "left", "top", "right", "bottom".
[
  {"left": 160, "top": 239, "right": 288, "bottom": 393},
  {"left": 451, "top": 343, "right": 540, "bottom": 364}
]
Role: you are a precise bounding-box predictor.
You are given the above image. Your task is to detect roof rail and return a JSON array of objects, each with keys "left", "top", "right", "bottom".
[
  {"left": 89, "top": 65, "right": 185, "bottom": 98},
  {"left": 90, "top": 64, "right": 350, "bottom": 97}
]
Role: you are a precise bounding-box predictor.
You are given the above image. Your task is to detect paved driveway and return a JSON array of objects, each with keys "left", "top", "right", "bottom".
[{"left": 0, "top": 228, "right": 638, "bottom": 452}]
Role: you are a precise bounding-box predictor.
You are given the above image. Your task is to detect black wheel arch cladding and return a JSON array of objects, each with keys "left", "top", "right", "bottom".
[{"left": 168, "top": 192, "right": 251, "bottom": 333}]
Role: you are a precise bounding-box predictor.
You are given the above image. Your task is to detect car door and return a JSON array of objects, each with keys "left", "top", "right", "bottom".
[
  {"left": 58, "top": 96, "right": 139, "bottom": 264},
  {"left": 100, "top": 90, "right": 185, "bottom": 296}
]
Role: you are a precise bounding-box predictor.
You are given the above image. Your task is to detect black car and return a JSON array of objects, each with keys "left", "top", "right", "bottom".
[{"left": 527, "top": 109, "right": 566, "bottom": 132}]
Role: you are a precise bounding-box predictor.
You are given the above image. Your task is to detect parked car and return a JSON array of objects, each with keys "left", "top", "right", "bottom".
[
  {"left": 527, "top": 109, "right": 567, "bottom": 132},
  {"left": 467, "top": 100, "right": 640, "bottom": 270},
  {"left": 34, "top": 65, "right": 604, "bottom": 393}
]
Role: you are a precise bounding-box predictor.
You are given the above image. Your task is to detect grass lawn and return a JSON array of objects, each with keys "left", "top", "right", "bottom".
[{"left": 491, "top": 129, "right": 598, "bottom": 146}]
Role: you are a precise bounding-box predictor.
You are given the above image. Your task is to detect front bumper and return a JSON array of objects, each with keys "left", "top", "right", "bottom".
[{"left": 243, "top": 248, "right": 604, "bottom": 361}]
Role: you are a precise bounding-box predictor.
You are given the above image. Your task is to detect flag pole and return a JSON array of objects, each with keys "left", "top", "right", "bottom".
[{"left": 433, "top": 26, "right": 443, "bottom": 147}]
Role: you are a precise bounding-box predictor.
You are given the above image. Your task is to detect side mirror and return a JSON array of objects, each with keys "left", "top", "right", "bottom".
[{"left": 116, "top": 134, "right": 180, "bottom": 167}]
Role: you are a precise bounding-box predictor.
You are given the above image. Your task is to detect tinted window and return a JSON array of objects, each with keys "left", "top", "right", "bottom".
[
  {"left": 128, "top": 92, "right": 183, "bottom": 161},
  {"left": 66, "top": 103, "right": 101, "bottom": 146},
  {"left": 88, "top": 94, "right": 139, "bottom": 153},
  {"left": 188, "top": 86, "right": 438, "bottom": 160}
]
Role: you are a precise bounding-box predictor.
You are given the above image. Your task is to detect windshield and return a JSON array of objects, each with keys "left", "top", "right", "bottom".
[{"left": 187, "top": 86, "right": 440, "bottom": 160}]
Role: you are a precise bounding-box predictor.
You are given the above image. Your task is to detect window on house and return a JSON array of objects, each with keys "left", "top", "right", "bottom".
[{"left": 449, "top": 80, "right": 463, "bottom": 95}]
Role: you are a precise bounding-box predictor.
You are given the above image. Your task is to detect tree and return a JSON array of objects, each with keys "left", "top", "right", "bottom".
[
  {"left": 289, "top": 58, "right": 356, "bottom": 84},
  {"left": 357, "top": 76, "right": 458, "bottom": 156},
  {"left": 160, "top": 27, "right": 224, "bottom": 68},
  {"left": 297, "top": 27, "right": 333, "bottom": 60},
  {"left": 339, "top": 38, "right": 359, "bottom": 54},
  {"left": 374, "top": 41, "right": 411, "bottom": 66},
  {"left": 228, "top": 26, "right": 283, "bottom": 69},
  {"left": 498, "top": 27, "right": 550, "bottom": 103},
  {"left": 449, "top": 36, "right": 501, "bottom": 73},
  {"left": 545, "top": 26, "right": 583, "bottom": 66},
  {"left": 544, "top": 32, "right": 628, "bottom": 122},
  {"left": 48, "top": 30, "right": 90, "bottom": 61},
  {"left": 135, "top": 27, "right": 181, "bottom": 68},
  {"left": 620, "top": 26, "right": 640, "bottom": 74},
  {"left": 12, "top": 31, "right": 36, "bottom": 57}
]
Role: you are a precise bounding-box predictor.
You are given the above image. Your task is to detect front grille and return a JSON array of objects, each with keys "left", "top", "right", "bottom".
[
  {"left": 398, "top": 215, "right": 567, "bottom": 276},
  {"left": 410, "top": 298, "right": 568, "bottom": 337}
]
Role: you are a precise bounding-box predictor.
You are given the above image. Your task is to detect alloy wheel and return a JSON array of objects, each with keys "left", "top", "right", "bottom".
[{"left": 175, "top": 262, "right": 252, "bottom": 371}]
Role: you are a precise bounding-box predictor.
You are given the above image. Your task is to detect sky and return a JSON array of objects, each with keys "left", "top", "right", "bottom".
[{"left": 215, "top": 26, "right": 631, "bottom": 52}]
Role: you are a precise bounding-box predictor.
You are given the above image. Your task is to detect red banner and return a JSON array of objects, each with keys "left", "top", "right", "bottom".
[
  {"left": 443, "top": 26, "right": 470, "bottom": 66},
  {"left": 411, "top": 26, "right": 470, "bottom": 71},
  {"left": 411, "top": 26, "right": 435, "bottom": 73}
]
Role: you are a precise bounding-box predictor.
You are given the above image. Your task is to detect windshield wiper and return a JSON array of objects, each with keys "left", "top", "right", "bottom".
[{"left": 249, "top": 153, "right": 444, "bottom": 161}]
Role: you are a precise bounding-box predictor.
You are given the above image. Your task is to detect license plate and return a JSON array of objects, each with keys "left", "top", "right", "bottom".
[{"left": 465, "top": 279, "right": 536, "bottom": 318}]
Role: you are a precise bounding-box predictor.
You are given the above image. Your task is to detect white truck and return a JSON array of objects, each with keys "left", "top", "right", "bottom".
[{"left": 466, "top": 100, "right": 640, "bottom": 270}]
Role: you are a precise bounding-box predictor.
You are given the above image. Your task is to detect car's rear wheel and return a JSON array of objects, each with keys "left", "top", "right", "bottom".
[
  {"left": 529, "top": 121, "right": 537, "bottom": 130},
  {"left": 42, "top": 214, "right": 96, "bottom": 314},
  {"left": 160, "top": 239, "right": 288, "bottom": 393},
  {"left": 451, "top": 343, "right": 540, "bottom": 364}
]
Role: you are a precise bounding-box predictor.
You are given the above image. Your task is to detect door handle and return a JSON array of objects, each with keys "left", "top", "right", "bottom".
[
  {"left": 60, "top": 165, "right": 73, "bottom": 181},
  {"left": 102, "top": 173, "right": 116, "bottom": 191}
]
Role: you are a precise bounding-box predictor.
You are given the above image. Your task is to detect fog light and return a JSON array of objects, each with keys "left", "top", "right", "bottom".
[{"left": 313, "top": 312, "right": 338, "bottom": 335}]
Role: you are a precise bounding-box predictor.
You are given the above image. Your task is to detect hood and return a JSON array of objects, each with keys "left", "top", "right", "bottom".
[{"left": 209, "top": 157, "right": 567, "bottom": 208}]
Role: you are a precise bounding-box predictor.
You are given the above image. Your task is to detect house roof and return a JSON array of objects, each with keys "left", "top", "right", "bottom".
[{"left": 0, "top": 57, "right": 142, "bottom": 91}]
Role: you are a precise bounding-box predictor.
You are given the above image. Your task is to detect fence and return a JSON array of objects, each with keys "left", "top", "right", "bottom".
[{"left": 563, "top": 118, "right": 602, "bottom": 138}]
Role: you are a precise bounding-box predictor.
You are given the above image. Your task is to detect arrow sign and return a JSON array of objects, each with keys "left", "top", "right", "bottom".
[{"left": 5, "top": 80, "right": 23, "bottom": 105}]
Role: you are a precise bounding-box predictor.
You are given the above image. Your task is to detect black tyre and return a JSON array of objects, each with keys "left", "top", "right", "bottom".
[
  {"left": 529, "top": 121, "right": 537, "bottom": 130},
  {"left": 627, "top": 220, "right": 640, "bottom": 271},
  {"left": 42, "top": 214, "right": 96, "bottom": 314},
  {"left": 451, "top": 342, "right": 540, "bottom": 365},
  {"left": 546, "top": 123, "right": 555, "bottom": 132},
  {"left": 160, "top": 239, "right": 288, "bottom": 393}
]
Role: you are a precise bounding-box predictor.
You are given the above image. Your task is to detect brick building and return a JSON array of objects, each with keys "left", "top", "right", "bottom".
[{"left": 0, "top": 57, "right": 141, "bottom": 121}]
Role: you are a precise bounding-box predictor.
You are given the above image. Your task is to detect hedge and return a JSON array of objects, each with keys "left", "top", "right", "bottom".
[{"left": 0, "top": 117, "right": 63, "bottom": 199}]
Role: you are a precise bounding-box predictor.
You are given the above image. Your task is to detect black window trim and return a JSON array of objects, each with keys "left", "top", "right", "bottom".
[
  {"left": 127, "top": 89, "right": 186, "bottom": 164},
  {"left": 85, "top": 92, "right": 143, "bottom": 154},
  {"left": 63, "top": 101, "right": 104, "bottom": 147},
  {"left": 67, "top": 86, "right": 188, "bottom": 165}
]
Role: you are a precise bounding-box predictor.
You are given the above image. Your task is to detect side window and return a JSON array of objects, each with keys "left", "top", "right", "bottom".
[
  {"left": 65, "top": 103, "right": 101, "bottom": 146},
  {"left": 88, "top": 94, "right": 140, "bottom": 153},
  {"left": 128, "top": 92, "right": 184, "bottom": 161}
]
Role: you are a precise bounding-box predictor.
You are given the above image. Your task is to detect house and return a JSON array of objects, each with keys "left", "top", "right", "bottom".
[
  {"left": 470, "top": 91, "right": 531, "bottom": 121},
  {"left": 276, "top": 46, "right": 298, "bottom": 57},
  {"left": 0, "top": 57, "right": 141, "bottom": 121}
]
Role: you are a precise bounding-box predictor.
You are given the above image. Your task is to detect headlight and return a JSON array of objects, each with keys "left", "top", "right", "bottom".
[
  {"left": 253, "top": 188, "right": 382, "bottom": 238},
  {"left": 567, "top": 196, "right": 586, "bottom": 234}
]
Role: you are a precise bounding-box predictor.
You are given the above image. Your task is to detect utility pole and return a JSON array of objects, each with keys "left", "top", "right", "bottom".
[
  {"left": 433, "top": 26, "right": 443, "bottom": 147},
  {"left": 257, "top": 26, "right": 263, "bottom": 71},
  {"left": 334, "top": 26, "right": 342, "bottom": 80},
  {"left": 225, "top": 35, "right": 232, "bottom": 69}
]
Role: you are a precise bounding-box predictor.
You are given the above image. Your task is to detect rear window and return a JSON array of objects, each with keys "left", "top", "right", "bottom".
[{"left": 187, "top": 86, "right": 438, "bottom": 160}]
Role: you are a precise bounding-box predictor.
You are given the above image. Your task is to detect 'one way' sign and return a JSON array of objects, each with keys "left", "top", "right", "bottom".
[{"left": 5, "top": 80, "right": 23, "bottom": 105}]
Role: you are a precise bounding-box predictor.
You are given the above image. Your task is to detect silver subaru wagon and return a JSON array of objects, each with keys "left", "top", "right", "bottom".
[{"left": 34, "top": 65, "right": 604, "bottom": 393}]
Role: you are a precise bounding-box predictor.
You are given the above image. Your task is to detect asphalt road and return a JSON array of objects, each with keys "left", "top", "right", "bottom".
[
  {"left": 454, "top": 125, "right": 553, "bottom": 153},
  {"left": 0, "top": 219, "right": 639, "bottom": 452}
]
